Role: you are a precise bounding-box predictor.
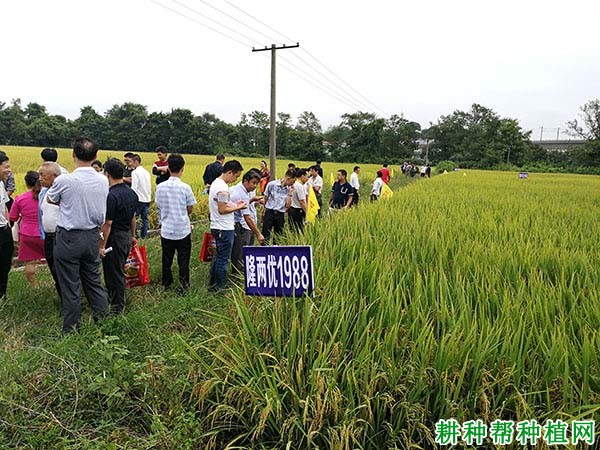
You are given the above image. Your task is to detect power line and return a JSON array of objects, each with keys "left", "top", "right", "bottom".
[
  {"left": 169, "top": 0, "right": 259, "bottom": 45},
  {"left": 301, "top": 48, "right": 389, "bottom": 116},
  {"left": 147, "top": 0, "right": 247, "bottom": 47},
  {"left": 222, "top": 0, "right": 296, "bottom": 44},
  {"left": 283, "top": 52, "right": 376, "bottom": 113},
  {"left": 278, "top": 61, "right": 364, "bottom": 112},
  {"left": 210, "top": 0, "right": 378, "bottom": 113},
  {"left": 189, "top": 0, "right": 375, "bottom": 112},
  {"left": 193, "top": 0, "right": 277, "bottom": 44},
  {"left": 153, "top": 0, "right": 376, "bottom": 113},
  {"left": 278, "top": 55, "right": 368, "bottom": 112},
  {"left": 148, "top": 0, "right": 383, "bottom": 116},
  {"left": 221, "top": 0, "right": 388, "bottom": 116}
]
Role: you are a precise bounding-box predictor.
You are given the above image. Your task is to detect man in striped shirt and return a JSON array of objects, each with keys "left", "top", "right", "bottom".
[{"left": 155, "top": 154, "right": 196, "bottom": 294}]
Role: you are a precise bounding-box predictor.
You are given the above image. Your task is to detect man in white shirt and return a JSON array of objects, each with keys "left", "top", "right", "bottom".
[
  {"left": 208, "top": 160, "right": 246, "bottom": 292},
  {"left": 130, "top": 154, "right": 152, "bottom": 238},
  {"left": 371, "top": 170, "right": 384, "bottom": 202},
  {"left": 38, "top": 162, "right": 62, "bottom": 301},
  {"left": 0, "top": 150, "right": 13, "bottom": 301},
  {"left": 350, "top": 166, "right": 361, "bottom": 206},
  {"left": 289, "top": 168, "right": 308, "bottom": 232},
  {"left": 230, "top": 170, "right": 265, "bottom": 273},
  {"left": 307, "top": 165, "right": 324, "bottom": 218}
]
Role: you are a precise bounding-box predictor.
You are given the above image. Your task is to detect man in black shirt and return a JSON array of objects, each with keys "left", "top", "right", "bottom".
[
  {"left": 99, "top": 158, "right": 139, "bottom": 314},
  {"left": 202, "top": 154, "right": 225, "bottom": 190},
  {"left": 123, "top": 152, "right": 134, "bottom": 186},
  {"left": 315, "top": 160, "right": 324, "bottom": 178},
  {"left": 328, "top": 169, "right": 354, "bottom": 210},
  {"left": 152, "top": 146, "right": 170, "bottom": 185}
]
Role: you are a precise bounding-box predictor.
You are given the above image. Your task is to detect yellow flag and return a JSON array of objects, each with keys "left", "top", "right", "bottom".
[
  {"left": 329, "top": 172, "right": 335, "bottom": 186},
  {"left": 306, "top": 186, "right": 320, "bottom": 223},
  {"left": 381, "top": 183, "right": 393, "bottom": 199}
]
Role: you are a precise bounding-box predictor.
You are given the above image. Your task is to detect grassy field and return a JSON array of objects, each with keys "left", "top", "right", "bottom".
[{"left": 0, "top": 159, "right": 598, "bottom": 449}]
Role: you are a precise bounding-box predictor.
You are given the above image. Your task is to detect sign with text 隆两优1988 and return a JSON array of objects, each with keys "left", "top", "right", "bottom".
[{"left": 243, "top": 246, "right": 314, "bottom": 297}]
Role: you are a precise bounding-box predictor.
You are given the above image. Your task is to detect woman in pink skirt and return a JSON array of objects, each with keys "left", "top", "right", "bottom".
[{"left": 9, "top": 171, "right": 44, "bottom": 286}]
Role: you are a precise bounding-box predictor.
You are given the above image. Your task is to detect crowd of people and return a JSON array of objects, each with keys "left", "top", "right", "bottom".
[
  {"left": 0, "top": 138, "right": 400, "bottom": 334},
  {"left": 0, "top": 139, "right": 154, "bottom": 334},
  {"left": 401, "top": 161, "right": 431, "bottom": 178}
]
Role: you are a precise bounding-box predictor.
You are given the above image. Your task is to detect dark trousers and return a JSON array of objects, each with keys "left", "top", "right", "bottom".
[
  {"left": 136, "top": 202, "right": 150, "bottom": 239},
  {"left": 0, "top": 227, "right": 13, "bottom": 299},
  {"left": 102, "top": 230, "right": 132, "bottom": 314},
  {"left": 44, "top": 232, "right": 62, "bottom": 301},
  {"left": 161, "top": 234, "right": 191, "bottom": 291},
  {"left": 54, "top": 227, "right": 108, "bottom": 334},
  {"left": 231, "top": 223, "right": 254, "bottom": 273},
  {"left": 288, "top": 207, "right": 305, "bottom": 232},
  {"left": 209, "top": 228, "right": 235, "bottom": 291},
  {"left": 315, "top": 193, "right": 323, "bottom": 217},
  {"left": 352, "top": 192, "right": 360, "bottom": 206},
  {"left": 262, "top": 209, "right": 285, "bottom": 243}
]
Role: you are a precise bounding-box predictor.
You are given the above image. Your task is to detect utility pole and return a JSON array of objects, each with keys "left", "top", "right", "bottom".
[{"left": 252, "top": 43, "right": 299, "bottom": 180}]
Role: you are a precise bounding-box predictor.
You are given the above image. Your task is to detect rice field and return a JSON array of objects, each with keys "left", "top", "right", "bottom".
[
  {"left": 191, "top": 170, "right": 600, "bottom": 448},
  {"left": 0, "top": 147, "right": 597, "bottom": 448}
]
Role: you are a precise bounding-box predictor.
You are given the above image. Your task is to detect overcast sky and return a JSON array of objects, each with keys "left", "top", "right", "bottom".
[{"left": 2, "top": 0, "right": 599, "bottom": 139}]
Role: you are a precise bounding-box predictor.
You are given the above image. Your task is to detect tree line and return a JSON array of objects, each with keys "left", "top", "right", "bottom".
[{"left": 1, "top": 98, "right": 598, "bottom": 171}]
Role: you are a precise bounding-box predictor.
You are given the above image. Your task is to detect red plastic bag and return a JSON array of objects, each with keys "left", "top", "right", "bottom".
[
  {"left": 199, "top": 231, "right": 216, "bottom": 262},
  {"left": 125, "top": 244, "right": 150, "bottom": 288}
]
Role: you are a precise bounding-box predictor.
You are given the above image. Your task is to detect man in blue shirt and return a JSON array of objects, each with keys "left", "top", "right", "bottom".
[{"left": 155, "top": 154, "right": 197, "bottom": 294}]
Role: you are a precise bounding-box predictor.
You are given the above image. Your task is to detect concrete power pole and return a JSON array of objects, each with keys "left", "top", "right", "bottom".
[{"left": 252, "top": 43, "right": 299, "bottom": 180}]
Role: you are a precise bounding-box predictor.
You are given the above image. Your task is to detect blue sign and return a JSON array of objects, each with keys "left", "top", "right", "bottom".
[{"left": 243, "top": 246, "right": 314, "bottom": 297}]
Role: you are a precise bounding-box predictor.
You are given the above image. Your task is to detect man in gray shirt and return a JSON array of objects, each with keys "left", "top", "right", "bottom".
[{"left": 47, "top": 137, "right": 109, "bottom": 334}]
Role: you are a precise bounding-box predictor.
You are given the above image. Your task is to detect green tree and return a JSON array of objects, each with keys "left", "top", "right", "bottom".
[
  {"left": 566, "top": 99, "right": 600, "bottom": 168},
  {"left": 24, "top": 102, "right": 48, "bottom": 124},
  {"left": 103, "top": 102, "right": 148, "bottom": 150},
  {"left": 248, "top": 111, "right": 270, "bottom": 154},
  {"left": 141, "top": 112, "right": 172, "bottom": 151},
  {"left": 382, "top": 114, "right": 421, "bottom": 161},
  {"left": 0, "top": 99, "right": 28, "bottom": 144},
  {"left": 296, "top": 111, "right": 322, "bottom": 134},
  {"left": 567, "top": 99, "right": 600, "bottom": 140},
  {"left": 428, "top": 104, "right": 535, "bottom": 168},
  {"left": 73, "top": 106, "right": 107, "bottom": 144},
  {"left": 26, "top": 114, "right": 71, "bottom": 147},
  {"left": 168, "top": 108, "right": 194, "bottom": 151},
  {"left": 276, "top": 112, "right": 293, "bottom": 157},
  {"left": 334, "top": 112, "right": 385, "bottom": 162}
]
